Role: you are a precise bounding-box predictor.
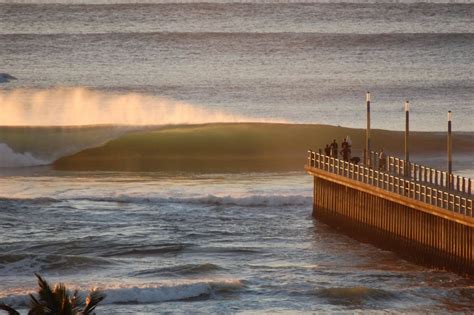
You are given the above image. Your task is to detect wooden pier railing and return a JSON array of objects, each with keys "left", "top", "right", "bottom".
[
  {"left": 366, "top": 150, "right": 472, "bottom": 195},
  {"left": 307, "top": 150, "right": 473, "bottom": 217}
]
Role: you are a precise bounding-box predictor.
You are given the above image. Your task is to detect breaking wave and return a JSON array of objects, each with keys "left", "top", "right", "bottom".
[
  {"left": 0, "top": 193, "right": 311, "bottom": 209},
  {"left": 0, "top": 279, "right": 244, "bottom": 307},
  {"left": 0, "top": 143, "right": 48, "bottom": 167},
  {"left": 68, "top": 194, "right": 313, "bottom": 208},
  {"left": 1, "top": 88, "right": 472, "bottom": 171},
  {"left": 51, "top": 123, "right": 474, "bottom": 172},
  {"left": 0, "top": 87, "right": 277, "bottom": 168}
]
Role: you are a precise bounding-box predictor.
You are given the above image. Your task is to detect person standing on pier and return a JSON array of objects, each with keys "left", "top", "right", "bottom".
[
  {"left": 324, "top": 144, "right": 331, "bottom": 156},
  {"left": 341, "top": 147, "right": 350, "bottom": 161},
  {"left": 341, "top": 137, "right": 350, "bottom": 161},
  {"left": 379, "top": 148, "right": 387, "bottom": 171},
  {"left": 330, "top": 140, "right": 338, "bottom": 158}
]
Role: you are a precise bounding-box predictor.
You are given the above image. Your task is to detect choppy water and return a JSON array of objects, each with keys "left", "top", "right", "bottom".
[
  {"left": 1, "top": 1, "right": 473, "bottom": 314},
  {"left": 1, "top": 171, "right": 474, "bottom": 314}
]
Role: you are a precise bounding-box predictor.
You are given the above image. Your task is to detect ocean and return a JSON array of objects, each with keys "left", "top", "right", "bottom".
[{"left": 0, "top": 1, "right": 473, "bottom": 313}]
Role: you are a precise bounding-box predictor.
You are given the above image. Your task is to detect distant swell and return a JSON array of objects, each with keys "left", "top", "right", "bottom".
[
  {"left": 102, "top": 244, "right": 189, "bottom": 257},
  {"left": 0, "top": 253, "right": 113, "bottom": 275}
]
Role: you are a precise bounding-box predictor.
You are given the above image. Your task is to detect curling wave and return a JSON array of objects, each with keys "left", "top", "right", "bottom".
[{"left": 52, "top": 123, "right": 474, "bottom": 172}]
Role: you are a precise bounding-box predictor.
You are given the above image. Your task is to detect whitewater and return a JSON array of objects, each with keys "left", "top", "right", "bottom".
[{"left": 1, "top": 1, "right": 473, "bottom": 314}]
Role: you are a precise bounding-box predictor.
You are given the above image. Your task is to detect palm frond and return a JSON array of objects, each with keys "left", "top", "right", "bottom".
[
  {"left": 28, "top": 293, "right": 45, "bottom": 315},
  {"left": 0, "top": 303, "right": 20, "bottom": 315},
  {"left": 82, "top": 290, "right": 105, "bottom": 315},
  {"left": 70, "top": 290, "right": 84, "bottom": 312},
  {"left": 34, "top": 273, "right": 57, "bottom": 313},
  {"left": 53, "top": 283, "right": 73, "bottom": 315}
]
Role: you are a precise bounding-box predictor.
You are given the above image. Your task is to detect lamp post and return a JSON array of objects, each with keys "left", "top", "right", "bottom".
[
  {"left": 447, "top": 111, "right": 452, "bottom": 189},
  {"left": 404, "top": 100, "right": 410, "bottom": 177},
  {"left": 365, "top": 91, "right": 371, "bottom": 167}
]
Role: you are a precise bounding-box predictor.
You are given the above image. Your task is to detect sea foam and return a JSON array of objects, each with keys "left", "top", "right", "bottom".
[
  {"left": 0, "top": 143, "right": 48, "bottom": 167},
  {"left": 69, "top": 194, "right": 313, "bottom": 208},
  {"left": 0, "top": 279, "right": 244, "bottom": 307}
]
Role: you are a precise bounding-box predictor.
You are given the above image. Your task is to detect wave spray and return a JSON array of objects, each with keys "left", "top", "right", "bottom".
[{"left": 0, "top": 87, "right": 268, "bottom": 126}]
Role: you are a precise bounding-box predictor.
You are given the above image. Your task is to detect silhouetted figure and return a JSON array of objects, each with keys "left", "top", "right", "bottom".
[
  {"left": 330, "top": 139, "right": 338, "bottom": 158},
  {"left": 324, "top": 144, "right": 331, "bottom": 156},
  {"left": 379, "top": 148, "right": 387, "bottom": 171},
  {"left": 341, "top": 137, "right": 351, "bottom": 161},
  {"left": 341, "top": 146, "right": 350, "bottom": 162},
  {"left": 341, "top": 138, "right": 348, "bottom": 150}
]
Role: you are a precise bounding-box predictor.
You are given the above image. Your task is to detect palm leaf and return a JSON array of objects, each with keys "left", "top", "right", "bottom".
[
  {"left": 33, "top": 273, "right": 58, "bottom": 313},
  {"left": 70, "top": 290, "right": 84, "bottom": 312},
  {"left": 28, "top": 292, "right": 45, "bottom": 315},
  {"left": 82, "top": 290, "right": 105, "bottom": 315},
  {"left": 53, "top": 284, "right": 73, "bottom": 315},
  {"left": 0, "top": 303, "right": 20, "bottom": 315}
]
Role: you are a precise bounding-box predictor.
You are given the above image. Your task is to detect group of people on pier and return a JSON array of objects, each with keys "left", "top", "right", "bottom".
[{"left": 324, "top": 137, "right": 353, "bottom": 162}]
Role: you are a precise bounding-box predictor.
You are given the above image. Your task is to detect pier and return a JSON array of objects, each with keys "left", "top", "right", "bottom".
[{"left": 306, "top": 150, "right": 473, "bottom": 275}]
